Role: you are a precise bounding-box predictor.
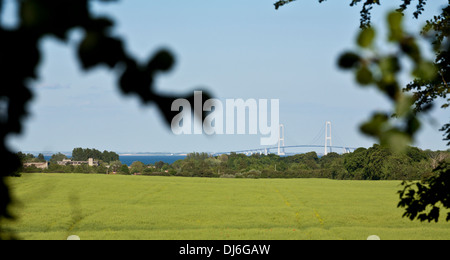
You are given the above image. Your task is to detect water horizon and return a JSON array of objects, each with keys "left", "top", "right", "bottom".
[{"left": 44, "top": 155, "right": 187, "bottom": 166}]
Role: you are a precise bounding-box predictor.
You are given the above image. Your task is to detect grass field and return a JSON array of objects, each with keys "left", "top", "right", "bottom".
[{"left": 4, "top": 173, "right": 450, "bottom": 240}]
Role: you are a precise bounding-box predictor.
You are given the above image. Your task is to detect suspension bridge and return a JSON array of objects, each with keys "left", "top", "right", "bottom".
[{"left": 214, "top": 121, "right": 358, "bottom": 156}]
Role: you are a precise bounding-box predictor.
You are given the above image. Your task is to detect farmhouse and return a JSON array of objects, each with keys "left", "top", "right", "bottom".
[
  {"left": 23, "top": 162, "right": 49, "bottom": 169},
  {"left": 57, "top": 158, "right": 99, "bottom": 167}
]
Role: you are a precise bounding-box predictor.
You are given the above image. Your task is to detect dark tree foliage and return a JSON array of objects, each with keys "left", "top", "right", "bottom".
[
  {"left": 275, "top": 0, "right": 431, "bottom": 28},
  {"left": 338, "top": 11, "right": 433, "bottom": 152},
  {"left": 332, "top": 0, "right": 450, "bottom": 222},
  {"left": 275, "top": 0, "right": 434, "bottom": 28},
  {"left": 276, "top": 1, "right": 449, "bottom": 145},
  {"left": 399, "top": 161, "right": 450, "bottom": 222},
  {"left": 397, "top": 0, "right": 428, "bottom": 19},
  {"left": 0, "top": 0, "right": 212, "bottom": 238},
  {"left": 71, "top": 148, "right": 119, "bottom": 163},
  {"left": 276, "top": 0, "right": 450, "bottom": 222},
  {"left": 49, "top": 152, "right": 67, "bottom": 165},
  {"left": 404, "top": 4, "right": 450, "bottom": 146}
]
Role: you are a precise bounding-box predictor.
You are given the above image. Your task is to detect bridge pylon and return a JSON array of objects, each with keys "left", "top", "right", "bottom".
[
  {"left": 324, "top": 121, "right": 332, "bottom": 156},
  {"left": 278, "top": 124, "right": 286, "bottom": 156}
]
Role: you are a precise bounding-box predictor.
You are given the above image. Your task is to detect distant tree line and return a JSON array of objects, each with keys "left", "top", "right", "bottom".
[
  {"left": 71, "top": 148, "right": 119, "bottom": 163},
  {"left": 21, "top": 159, "right": 170, "bottom": 175},
  {"left": 18, "top": 148, "right": 119, "bottom": 164},
  {"left": 19, "top": 145, "right": 449, "bottom": 181},
  {"left": 18, "top": 148, "right": 120, "bottom": 174},
  {"left": 21, "top": 154, "right": 170, "bottom": 176},
  {"left": 171, "top": 146, "right": 449, "bottom": 180},
  {"left": 17, "top": 152, "right": 46, "bottom": 163}
]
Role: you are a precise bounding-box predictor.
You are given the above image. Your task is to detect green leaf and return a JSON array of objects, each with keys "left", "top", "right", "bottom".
[
  {"left": 379, "top": 56, "right": 401, "bottom": 74},
  {"left": 406, "top": 116, "right": 421, "bottom": 136},
  {"left": 147, "top": 49, "right": 175, "bottom": 73},
  {"left": 78, "top": 32, "right": 125, "bottom": 69},
  {"left": 388, "top": 11, "right": 404, "bottom": 42},
  {"left": 338, "top": 52, "right": 361, "bottom": 69},
  {"left": 413, "top": 61, "right": 438, "bottom": 81},
  {"left": 356, "top": 66, "right": 373, "bottom": 85},
  {"left": 381, "top": 129, "right": 411, "bottom": 153},
  {"left": 401, "top": 38, "right": 421, "bottom": 62},
  {"left": 395, "top": 94, "right": 414, "bottom": 117},
  {"left": 357, "top": 27, "right": 376, "bottom": 48},
  {"left": 360, "top": 113, "right": 389, "bottom": 137}
]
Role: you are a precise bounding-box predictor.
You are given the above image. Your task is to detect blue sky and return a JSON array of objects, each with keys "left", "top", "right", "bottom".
[{"left": 4, "top": 0, "right": 449, "bottom": 154}]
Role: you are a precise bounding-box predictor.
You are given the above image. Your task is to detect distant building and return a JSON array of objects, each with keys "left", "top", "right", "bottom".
[
  {"left": 23, "top": 162, "right": 49, "bottom": 169},
  {"left": 88, "top": 158, "right": 99, "bottom": 167},
  {"left": 57, "top": 158, "right": 99, "bottom": 167}
]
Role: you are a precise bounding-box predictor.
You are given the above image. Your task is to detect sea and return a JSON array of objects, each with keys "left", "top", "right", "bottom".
[
  {"left": 119, "top": 155, "right": 186, "bottom": 166},
  {"left": 44, "top": 155, "right": 187, "bottom": 166}
]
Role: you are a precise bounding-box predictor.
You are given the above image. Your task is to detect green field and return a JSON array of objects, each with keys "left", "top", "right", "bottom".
[{"left": 4, "top": 173, "right": 450, "bottom": 240}]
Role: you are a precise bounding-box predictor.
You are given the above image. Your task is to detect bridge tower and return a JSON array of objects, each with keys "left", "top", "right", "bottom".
[
  {"left": 278, "top": 124, "right": 286, "bottom": 156},
  {"left": 324, "top": 121, "right": 332, "bottom": 156}
]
